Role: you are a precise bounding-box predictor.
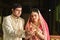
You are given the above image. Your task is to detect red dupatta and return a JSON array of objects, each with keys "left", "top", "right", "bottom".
[{"left": 25, "top": 10, "right": 50, "bottom": 40}]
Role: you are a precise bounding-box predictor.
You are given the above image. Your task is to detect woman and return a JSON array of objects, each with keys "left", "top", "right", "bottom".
[{"left": 25, "top": 8, "right": 50, "bottom": 40}]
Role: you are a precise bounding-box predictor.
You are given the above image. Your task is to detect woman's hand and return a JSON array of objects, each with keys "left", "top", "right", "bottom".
[{"left": 35, "top": 30, "right": 44, "bottom": 40}]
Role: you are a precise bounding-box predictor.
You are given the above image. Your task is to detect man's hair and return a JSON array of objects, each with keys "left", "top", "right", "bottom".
[{"left": 12, "top": 3, "right": 22, "bottom": 10}]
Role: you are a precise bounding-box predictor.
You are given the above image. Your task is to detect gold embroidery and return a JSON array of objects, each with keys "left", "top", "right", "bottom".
[{"left": 10, "top": 15, "right": 20, "bottom": 31}]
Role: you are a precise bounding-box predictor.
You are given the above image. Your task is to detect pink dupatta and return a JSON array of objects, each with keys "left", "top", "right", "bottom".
[
  {"left": 38, "top": 10, "right": 50, "bottom": 40},
  {"left": 25, "top": 10, "right": 50, "bottom": 40}
]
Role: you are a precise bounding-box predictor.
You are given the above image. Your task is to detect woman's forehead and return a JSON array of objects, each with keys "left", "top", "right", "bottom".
[{"left": 31, "top": 12, "right": 38, "bottom": 15}]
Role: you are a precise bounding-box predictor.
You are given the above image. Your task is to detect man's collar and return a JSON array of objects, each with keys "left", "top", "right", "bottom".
[{"left": 11, "top": 14, "right": 19, "bottom": 19}]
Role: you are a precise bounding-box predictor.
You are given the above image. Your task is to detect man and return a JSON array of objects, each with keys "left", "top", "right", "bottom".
[{"left": 2, "top": 3, "right": 25, "bottom": 40}]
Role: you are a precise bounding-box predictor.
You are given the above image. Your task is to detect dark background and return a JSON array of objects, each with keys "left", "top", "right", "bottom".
[{"left": 0, "top": 0, "right": 60, "bottom": 38}]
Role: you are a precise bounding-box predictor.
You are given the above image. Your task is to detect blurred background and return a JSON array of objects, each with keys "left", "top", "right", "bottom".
[{"left": 0, "top": 0, "right": 60, "bottom": 40}]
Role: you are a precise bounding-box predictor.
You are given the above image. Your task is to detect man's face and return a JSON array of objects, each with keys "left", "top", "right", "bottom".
[{"left": 12, "top": 7, "right": 22, "bottom": 17}]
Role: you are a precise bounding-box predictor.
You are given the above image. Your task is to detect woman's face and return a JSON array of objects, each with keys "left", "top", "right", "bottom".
[{"left": 31, "top": 12, "right": 39, "bottom": 23}]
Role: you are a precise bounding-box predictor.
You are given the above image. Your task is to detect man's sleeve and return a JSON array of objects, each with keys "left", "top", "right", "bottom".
[{"left": 2, "top": 17, "right": 17, "bottom": 37}]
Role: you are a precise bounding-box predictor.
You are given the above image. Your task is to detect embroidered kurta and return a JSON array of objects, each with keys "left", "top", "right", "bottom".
[{"left": 2, "top": 15, "right": 25, "bottom": 40}]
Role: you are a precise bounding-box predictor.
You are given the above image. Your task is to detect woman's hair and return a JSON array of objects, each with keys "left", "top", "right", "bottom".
[
  {"left": 12, "top": 3, "right": 22, "bottom": 10},
  {"left": 30, "top": 8, "right": 39, "bottom": 14}
]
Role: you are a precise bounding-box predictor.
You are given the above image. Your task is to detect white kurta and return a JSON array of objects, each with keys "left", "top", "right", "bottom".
[{"left": 2, "top": 15, "right": 25, "bottom": 40}]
